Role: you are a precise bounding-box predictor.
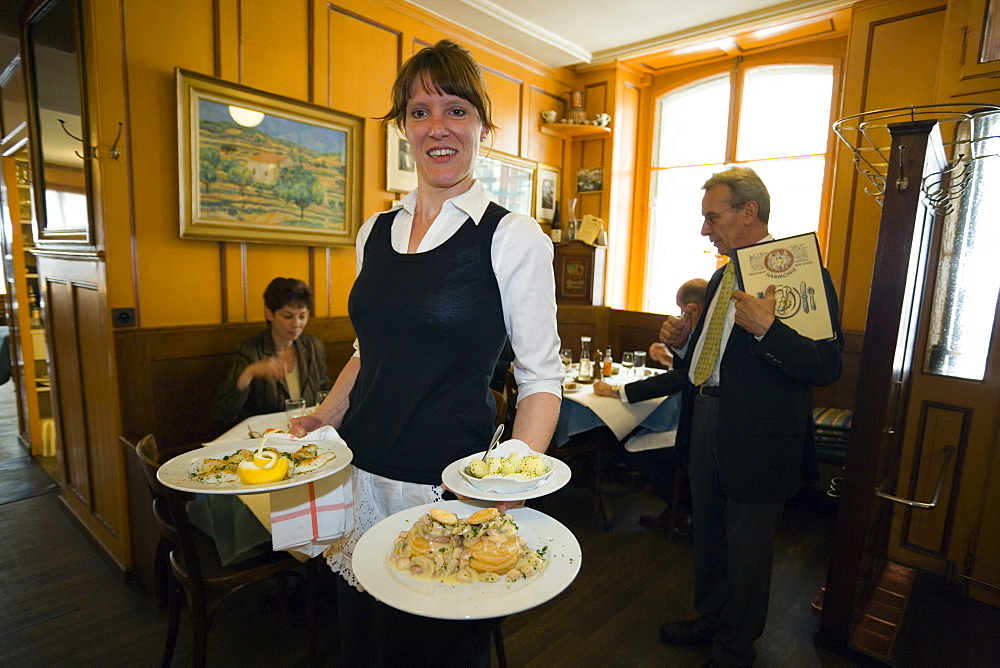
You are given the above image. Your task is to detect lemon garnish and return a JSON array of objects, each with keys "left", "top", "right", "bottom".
[{"left": 237, "top": 431, "right": 290, "bottom": 484}]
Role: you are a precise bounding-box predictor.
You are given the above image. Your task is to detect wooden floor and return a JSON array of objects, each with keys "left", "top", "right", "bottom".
[{"left": 0, "top": 378, "right": 858, "bottom": 666}]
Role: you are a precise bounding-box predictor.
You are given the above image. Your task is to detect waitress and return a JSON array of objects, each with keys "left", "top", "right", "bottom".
[{"left": 289, "top": 40, "right": 562, "bottom": 665}]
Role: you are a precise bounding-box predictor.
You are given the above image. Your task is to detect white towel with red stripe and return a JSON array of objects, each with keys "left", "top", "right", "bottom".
[{"left": 268, "top": 427, "right": 354, "bottom": 557}]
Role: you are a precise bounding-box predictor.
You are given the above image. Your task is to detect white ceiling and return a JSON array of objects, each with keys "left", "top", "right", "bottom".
[{"left": 405, "top": 0, "right": 855, "bottom": 68}]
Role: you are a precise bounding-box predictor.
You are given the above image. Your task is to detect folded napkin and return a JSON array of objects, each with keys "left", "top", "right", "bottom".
[{"left": 267, "top": 426, "right": 355, "bottom": 558}]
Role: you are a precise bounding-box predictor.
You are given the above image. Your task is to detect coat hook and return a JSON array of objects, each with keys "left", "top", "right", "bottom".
[
  {"left": 58, "top": 118, "right": 96, "bottom": 160},
  {"left": 895, "top": 144, "right": 908, "bottom": 191},
  {"left": 109, "top": 122, "right": 123, "bottom": 159}
]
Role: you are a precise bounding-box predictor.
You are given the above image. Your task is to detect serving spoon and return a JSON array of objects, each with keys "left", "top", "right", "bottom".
[{"left": 483, "top": 423, "right": 504, "bottom": 461}]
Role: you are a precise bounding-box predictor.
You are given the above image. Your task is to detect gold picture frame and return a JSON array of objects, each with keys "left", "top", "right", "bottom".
[
  {"left": 475, "top": 149, "right": 536, "bottom": 216},
  {"left": 177, "top": 68, "right": 364, "bottom": 246},
  {"left": 535, "top": 164, "right": 560, "bottom": 223}
]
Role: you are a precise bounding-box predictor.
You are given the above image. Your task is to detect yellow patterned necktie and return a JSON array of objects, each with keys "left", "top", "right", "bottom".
[{"left": 692, "top": 262, "right": 735, "bottom": 386}]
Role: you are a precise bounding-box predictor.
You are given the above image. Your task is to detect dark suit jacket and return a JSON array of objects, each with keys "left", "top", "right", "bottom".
[{"left": 663, "top": 263, "right": 844, "bottom": 503}]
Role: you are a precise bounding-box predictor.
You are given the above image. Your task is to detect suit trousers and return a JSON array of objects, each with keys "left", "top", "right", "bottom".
[{"left": 689, "top": 394, "right": 784, "bottom": 666}]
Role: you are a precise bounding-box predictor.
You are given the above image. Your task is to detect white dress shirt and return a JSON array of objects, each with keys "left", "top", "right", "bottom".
[
  {"left": 684, "top": 235, "right": 773, "bottom": 386},
  {"left": 353, "top": 180, "right": 563, "bottom": 402}
]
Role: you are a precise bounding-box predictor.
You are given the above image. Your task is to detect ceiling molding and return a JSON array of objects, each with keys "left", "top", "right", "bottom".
[{"left": 583, "top": 0, "right": 857, "bottom": 67}]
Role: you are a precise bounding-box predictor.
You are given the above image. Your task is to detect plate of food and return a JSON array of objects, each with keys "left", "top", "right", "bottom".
[
  {"left": 353, "top": 500, "right": 581, "bottom": 619},
  {"left": 441, "top": 441, "right": 571, "bottom": 501},
  {"left": 156, "top": 430, "right": 352, "bottom": 495}
]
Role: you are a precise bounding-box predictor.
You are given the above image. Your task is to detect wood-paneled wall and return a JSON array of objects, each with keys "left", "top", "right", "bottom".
[{"left": 86, "top": 0, "right": 579, "bottom": 331}]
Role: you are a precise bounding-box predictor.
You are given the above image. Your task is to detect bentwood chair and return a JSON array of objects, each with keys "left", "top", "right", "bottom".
[{"left": 129, "top": 434, "right": 317, "bottom": 667}]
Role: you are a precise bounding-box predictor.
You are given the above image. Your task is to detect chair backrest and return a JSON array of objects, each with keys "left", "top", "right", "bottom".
[{"left": 129, "top": 434, "right": 204, "bottom": 582}]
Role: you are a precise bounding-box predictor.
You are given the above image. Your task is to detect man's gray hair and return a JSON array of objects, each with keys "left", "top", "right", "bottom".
[{"left": 703, "top": 166, "right": 770, "bottom": 224}]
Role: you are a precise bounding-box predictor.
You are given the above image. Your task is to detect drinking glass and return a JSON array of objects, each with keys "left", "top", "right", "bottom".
[
  {"left": 621, "top": 351, "right": 635, "bottom": 380},
  {"left": 285, "top": 398, "right": 307, "bottom": 421},
  {"left": 633, "top": 351, "right": 647, "bottom": 378},
  {"left": 560, "top": 348, "right": 573, "bottom": 371}
]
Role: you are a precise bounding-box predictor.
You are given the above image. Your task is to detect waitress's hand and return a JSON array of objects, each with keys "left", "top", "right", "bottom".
[
  {"left": 287, "top": 414, "right": 324, "bottom": 437},
  {"left": 496, "top": 499, "right": 525, "bottom": 514}
]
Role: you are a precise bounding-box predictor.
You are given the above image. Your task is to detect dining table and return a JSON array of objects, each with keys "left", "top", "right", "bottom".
[
  {"left": 549, "top": 364, "right": 682, "bottom": 529},
  {"left": 554, "top": 365, "right": 681, "bottom": 447}
]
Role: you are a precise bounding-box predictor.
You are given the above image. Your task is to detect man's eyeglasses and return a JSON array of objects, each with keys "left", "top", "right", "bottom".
[{"left": 702, "top": 202, "right": 745, "bottom": 226}]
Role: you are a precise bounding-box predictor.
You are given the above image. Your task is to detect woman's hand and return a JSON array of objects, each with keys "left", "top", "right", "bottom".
[{"left": 238, "top": 356, "right": 286, "bottom": 390}]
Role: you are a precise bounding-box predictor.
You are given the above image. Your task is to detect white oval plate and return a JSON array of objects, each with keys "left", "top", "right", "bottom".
[
  {"left": 156, "top": 436, "right": 352, "bottom": 495},
  {"left": 441, "top": 457, "right": 571, "bottom": 502},
  {"left": 353, "top": 500, "right": 581, "bottom": 620}
]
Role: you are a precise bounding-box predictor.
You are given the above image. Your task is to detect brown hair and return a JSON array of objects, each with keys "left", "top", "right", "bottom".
[
  {"left": 380, "top": 40, "right": 498, "bottom": 135},
  {"left": 263, "top": 277, "right": 313, "bottom": 313}
]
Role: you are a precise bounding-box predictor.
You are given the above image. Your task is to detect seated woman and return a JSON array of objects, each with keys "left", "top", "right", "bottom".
[{"left": 211, "top": 277, "right": 329, "bottom": 427}]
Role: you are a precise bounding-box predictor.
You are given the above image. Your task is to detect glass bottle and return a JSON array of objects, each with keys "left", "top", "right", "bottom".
[
  {"left": 549, "top": 201, "right": 562, "bottom": 243},
  {"left": 578, "top": 336, "right": 592, "bottom": 380},
  {"left": 565, "top": 198, "right": 578, "bottom": 241},
  {"left": 603, "top": 346, "right": 613, "bottom": 377}
]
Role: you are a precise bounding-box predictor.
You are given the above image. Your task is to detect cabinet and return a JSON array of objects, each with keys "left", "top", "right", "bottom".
[
  {"left": 538, "top": 122, "right": 612, "bottom": 140},
  {"left": 554, "top": 240, "right": 606, "bottom": 305},
  {"left": 939, "top": 0, "right": 1000, "bottom": 98}
]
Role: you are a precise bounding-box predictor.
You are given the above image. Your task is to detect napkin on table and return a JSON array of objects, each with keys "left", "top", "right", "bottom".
[{"left": 266, "top": 426, "right": 354, "bottom": 558}]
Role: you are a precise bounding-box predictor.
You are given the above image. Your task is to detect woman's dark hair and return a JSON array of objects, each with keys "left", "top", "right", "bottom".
[
  {"left": 263, "top": 277, "right": 313, "bottom": 312},
  {"left": 380, "top": 39, "right": 498, "bottom": 135}
]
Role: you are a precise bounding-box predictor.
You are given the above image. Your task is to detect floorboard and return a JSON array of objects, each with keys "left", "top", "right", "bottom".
[{"left": 0, "top": 375, "right": 858, "bottom": 666}]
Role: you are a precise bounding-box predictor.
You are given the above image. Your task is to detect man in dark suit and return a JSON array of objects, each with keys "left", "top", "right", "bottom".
[{"left": 656, "top": 167, "right": 843, "bottom": 667}]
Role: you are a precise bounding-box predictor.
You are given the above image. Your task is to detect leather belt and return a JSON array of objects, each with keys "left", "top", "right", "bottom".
[{"left": 696, "top": 384, "right": 720, "bottom": 397}]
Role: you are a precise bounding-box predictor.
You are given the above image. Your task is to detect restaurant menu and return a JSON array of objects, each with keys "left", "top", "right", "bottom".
[{"left": 731, "top": 232, "right": 835, "bottom": 341}]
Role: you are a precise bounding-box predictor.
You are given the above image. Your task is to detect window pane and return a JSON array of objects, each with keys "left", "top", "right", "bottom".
[
  {"left": 654, "top": 75, "right": 730, "bottom": 168},
  {"left": 737, "top": 65, "right": 834, "bottom": 161},
  {"left": 924, "top": 112, "right": 1000, "bottom": 380},
  {"left": 644, "top": 165, "right": 723, "bottom": 314},
  {"left": 741, "top": 157, "right": 827, "bottom": 241}
]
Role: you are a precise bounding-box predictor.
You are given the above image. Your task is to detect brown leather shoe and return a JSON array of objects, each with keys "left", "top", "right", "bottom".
[{"left": 659, "top": 617, "right": 719, "bottom": 646}]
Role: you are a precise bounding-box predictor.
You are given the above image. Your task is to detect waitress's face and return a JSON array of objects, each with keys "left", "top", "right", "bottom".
[
  {"left": 403, "top": 77, "right": 485, "bottom": 196},
  {"left": 266, "top": 304, "right": 309, "bottom": 341}
]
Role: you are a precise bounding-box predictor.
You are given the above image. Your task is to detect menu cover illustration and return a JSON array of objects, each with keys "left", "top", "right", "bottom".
[{"left": 731, "top": 232, "right": 835, "bottom": 341}]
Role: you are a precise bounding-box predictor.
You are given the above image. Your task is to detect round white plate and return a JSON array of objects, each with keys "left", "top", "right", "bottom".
[
  {"left": 441, "top": 457, "right": 571, "bottom": 502},
  {"left": 353, "top": 500, "right": 581, "bottom": 620},
  {"left": 562, "top": 383, "right": 582, "bottom": 394},
  {"left": 156, "top": 436, "right": 352, "bottom": 495}
]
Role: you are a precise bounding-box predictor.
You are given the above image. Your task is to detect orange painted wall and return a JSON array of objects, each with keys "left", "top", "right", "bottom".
[{"left": 89, "top": 0, "right": 578, "bottom": 329}]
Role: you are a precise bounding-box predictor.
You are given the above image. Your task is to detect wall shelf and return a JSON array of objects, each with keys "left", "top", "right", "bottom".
[{"left": 539, "top": 123, "right": 611, "bottom": 140}]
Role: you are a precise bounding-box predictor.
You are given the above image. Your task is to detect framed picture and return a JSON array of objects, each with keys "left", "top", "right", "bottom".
[
  {"left": 535, "top": 164, "right": 560, "bottom": 224},
  {"left": 177, "top": 68, "right": 364, "bottom": 246},
  {"left": 576, "top": 166, "right": 604, "bottom": 193},
  {"left": 386, "top": 124, "right": 418, "bottom": 193},
  {"left": 475, "top": 150, "right": 535, "bottom": 216}
]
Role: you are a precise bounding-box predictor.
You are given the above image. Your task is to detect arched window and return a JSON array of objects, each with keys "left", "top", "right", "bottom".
[{"left": 644, "top": 64, "right": 835, "bottom": 314}]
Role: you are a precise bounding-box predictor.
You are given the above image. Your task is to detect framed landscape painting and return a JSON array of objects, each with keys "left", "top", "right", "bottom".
[{"left": 177, "top": 68, "right": 364, "bottom": 246}]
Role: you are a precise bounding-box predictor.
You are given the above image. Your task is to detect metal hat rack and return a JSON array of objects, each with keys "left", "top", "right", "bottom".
[{"left": 833, "top": 103, "right": 1000, "bottom": 214}]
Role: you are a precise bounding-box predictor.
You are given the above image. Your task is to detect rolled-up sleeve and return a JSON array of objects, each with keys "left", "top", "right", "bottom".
[{"left": 492, "top": 212, "right": 563, "bottom": 403}]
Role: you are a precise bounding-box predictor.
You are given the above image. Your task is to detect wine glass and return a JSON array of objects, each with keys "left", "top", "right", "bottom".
[
  {"left": 621, "top": 351, "right": 635, "bottom": 381},
  {"left": 633, "top": 351, "right": 647, "bottom": 378}
]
